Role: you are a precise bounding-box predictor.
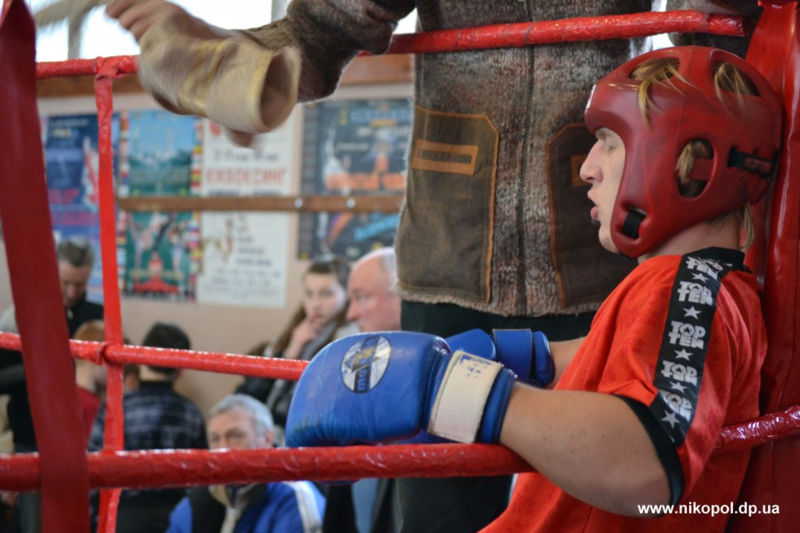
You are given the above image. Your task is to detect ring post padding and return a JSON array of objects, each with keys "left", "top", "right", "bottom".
[
  {"left": 0, "top": 0, "right": 90, "bottom": 530},
  {"left": 733, "top": 3, "right": 800, "bottom": 532}
]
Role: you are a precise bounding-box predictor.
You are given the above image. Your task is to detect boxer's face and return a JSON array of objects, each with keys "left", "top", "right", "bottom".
[{"left": 579, "top": 127, "right": 626, "bottom": 253}]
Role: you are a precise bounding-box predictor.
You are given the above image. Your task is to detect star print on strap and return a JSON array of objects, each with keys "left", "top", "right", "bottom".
[{"left": 648, "top": 248, "right": 744, "bottom": 446}]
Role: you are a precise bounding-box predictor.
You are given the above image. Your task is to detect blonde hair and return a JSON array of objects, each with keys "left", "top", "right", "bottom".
[
  {"left": 73, "top": 319, "right": 105, "bottom": 342},
  {"left": 632, "top": 57, "right": 758, "bottom": 250}
]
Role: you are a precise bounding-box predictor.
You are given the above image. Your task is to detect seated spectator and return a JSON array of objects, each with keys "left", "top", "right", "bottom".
[
  {"left": 72, "top": 320, "right": 108, "bottom": 444},
  {"left": 166, "top": 394, "right": 325, "bottom": 533},
  {"left": 0, "top": 235, "right": 104, "bottom": 533},
  {"left": 0, "top": 235, "right": 103, "bottom": 336},
  {"left": 324, "top": 247, "right": 402, "bottom": 533},
  {"left": 89, "top": 322, "right": 207, "bottom": 533},
  {"left": 345, "top": 247, "right": 401, "bottom": 333},
  {"left": 122, "top": 363, "right": 140, "bottom": 393},
  {"left": 237, "top": 255, "right": 357, "bottom": 430},
  {"left": 0, "top": 235, "right": 105, "bottom": 451}
]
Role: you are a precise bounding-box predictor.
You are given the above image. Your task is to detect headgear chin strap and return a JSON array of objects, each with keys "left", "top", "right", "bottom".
[{"left": 584, "top": 46, "right": 782, "bottom": 258}]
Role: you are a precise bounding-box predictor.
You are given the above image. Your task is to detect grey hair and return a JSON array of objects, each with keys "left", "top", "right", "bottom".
[
  {"left": 362, "top": 247, "right": 397, "bottom": 289},
  {"left": 208, "top": 394, "right": 274, "bottom": 436},
  {"left": 56, "top": 235, "right": 95, "bottom": 268}
]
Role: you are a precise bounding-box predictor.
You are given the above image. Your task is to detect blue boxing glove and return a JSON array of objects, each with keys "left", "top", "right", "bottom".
[
  {"left": 402, "top": 328, "right": 499, "bottom": 444},
  {"left": 285, "top": 332, "right": 516, "bottom": 447},
  {"left": 444, "top": 329, "right": 497, "bottom": 361},
  {"left": 493, "top": 329, "right": 554, "bottom": 387},
  {"left": 444, "top": 328, "right": 554, "bottom": 386}
]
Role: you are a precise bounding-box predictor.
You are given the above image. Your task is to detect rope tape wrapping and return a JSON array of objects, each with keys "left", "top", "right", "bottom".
[{"left": 94, "top": 57, "right": 126, "bottom": 533}]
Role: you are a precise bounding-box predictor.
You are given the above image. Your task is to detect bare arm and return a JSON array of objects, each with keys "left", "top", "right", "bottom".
[
  {"left": 283, "top": 318, "right": 322, "bottom": 359},
  {"left": 500, "top": 384, "right": 670, "bottom": 515},
  {"left": 547, "top": 337, "right": 584, "bottom": 388}
]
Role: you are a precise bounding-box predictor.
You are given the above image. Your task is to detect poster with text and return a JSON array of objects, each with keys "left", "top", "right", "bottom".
[
  {"left": 196, "top": 118, "right": 295, "bottom": 308},
  {"left": 118, "top": 110, "right": 199, "bottom": 300},
  {"left": 197, "top": 212, "right": 289, "bottom": 308},
  {"left": 44, "top": 113, "right": 118, "bottom": 303},
  {"left": 298, "top": 98, "right": 411, "bottom": 261}
]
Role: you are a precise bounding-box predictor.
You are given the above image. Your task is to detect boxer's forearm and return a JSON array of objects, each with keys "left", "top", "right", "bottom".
[
  {"left": 500, "top": 385, "right": 670, "bottom": 515},
  {"left": 547, "top": 337, "right": 584, "bottom": 388}
]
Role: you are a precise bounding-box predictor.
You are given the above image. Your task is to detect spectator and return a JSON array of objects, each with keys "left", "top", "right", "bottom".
[
  {"left": 122, "top": 363, "right": 140, "bottom": 393},
  {"left": 166, "top": 394, "right": 325, "bottom": 533},
  {"left": 89, "top": 322, "right": 207, "bottom": 533},
  {"left": 72, "top": 320, "right": 107, "bottom": 444},
  {"left": 237, "top": 256, "right": 357, "bottom": 430},
  {"left": 345, "top": 247, "right": 401, "bottom": 334},
  {"left": 0, "top": 235, "right": 103, "bottom": 336},
  {"left": 323, "top": 248, "right": 402, "bottom": 533},
  {"left": 0, "top": 235, "right": 104, "bottom": 533}
]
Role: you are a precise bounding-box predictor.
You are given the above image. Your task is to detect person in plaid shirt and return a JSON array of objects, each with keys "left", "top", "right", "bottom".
[{"left": 89, "top": 322, "right": 207, "bottom": 533}]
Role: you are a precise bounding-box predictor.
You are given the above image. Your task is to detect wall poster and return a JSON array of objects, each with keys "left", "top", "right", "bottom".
[
  {"left": 298, "top": 98, "right": 411, "bottom": 261},
  {"left": 195, "top": 118, "right": 295, "bottom": 308},
  {"left": 117, "top": 109, "right": 200, "bottom": 300},
  {"left": 43, "top": 113, "right": 119, "bottom": 303}
]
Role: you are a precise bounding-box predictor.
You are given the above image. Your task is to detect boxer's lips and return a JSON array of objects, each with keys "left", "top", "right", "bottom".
[{"left": 587, "top": 190, "right": 599, "bottom": 221}]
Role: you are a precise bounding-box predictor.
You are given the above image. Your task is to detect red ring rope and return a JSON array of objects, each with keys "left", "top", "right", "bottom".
[
  {"left": 0, "top": 400, "right": 794, "bottom": 493},
  {"left": 2, "top": 332, "right": 798, "bottom": 450},
  {"left": 0, "top": 445, "right": 532, "bottom": 493},
  {"left": 383, "top": 11, "right": 745, "bottom": 54}
]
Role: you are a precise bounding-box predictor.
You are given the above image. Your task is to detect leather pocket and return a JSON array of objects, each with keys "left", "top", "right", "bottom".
[{"left": 396, "top": 106, "right": 498, "bottom": 303}]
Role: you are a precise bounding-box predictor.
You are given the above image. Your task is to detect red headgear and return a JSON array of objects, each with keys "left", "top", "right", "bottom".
[{"left": 584, "top": 46, "right": 782, "bottom": 257}]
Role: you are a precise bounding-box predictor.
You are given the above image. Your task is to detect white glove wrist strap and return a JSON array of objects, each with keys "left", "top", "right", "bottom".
[{"left": 428, "top": 350, "right": 503, "bottom": 443}]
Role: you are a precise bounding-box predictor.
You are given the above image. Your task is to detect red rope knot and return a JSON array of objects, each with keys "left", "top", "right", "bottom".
[
  {"left": 70, "top": 339, "right": 111, "bottom": 365},
  {"left": 92, "top": 55, "right": 139, "bottom": 79},
  {"left": 93, "top": 56, "right": 121, "bottom": 80},
  {"left": 95, "top": 340, "right": 117, "bottom": 366}
]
